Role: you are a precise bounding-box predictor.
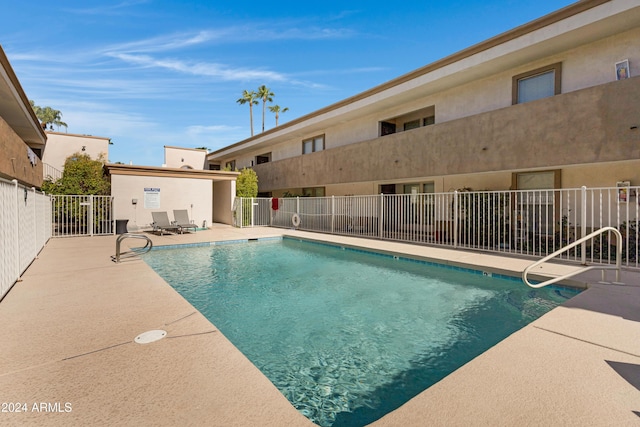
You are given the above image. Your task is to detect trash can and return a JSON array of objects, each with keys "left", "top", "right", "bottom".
[{"left": 115, "top": 219, "right": 129, "bottom": 235}]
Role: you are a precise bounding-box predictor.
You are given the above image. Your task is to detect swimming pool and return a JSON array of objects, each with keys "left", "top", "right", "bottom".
[{"left": 144, "top": 237, "right": 579, "bottom": 427}]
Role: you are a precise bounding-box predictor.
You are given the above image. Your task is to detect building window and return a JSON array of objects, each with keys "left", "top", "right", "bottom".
[
  {"left": 403, "top": 184, "right": 420, "bottom": 194},
  {"left": 380, "top": 121, "right": 396, "bottom": 136},
  {"left": 303, "top": 187, "right": 325, "bottom": 197},
  {"left": 403, "top": 120, "right": 420, "bottom": 131},
  {"left": 302, "top": 135, "right": 324, "bottom": 154},
  {"left": 209, "top": 164, "right": 221, "bottom": 171},
  {"left": 512, "top": 170, "right": 560, "bottom": 239},
  {"left": 423, "top": 182, "right": 435, "bottom": 193},
  {"left": 381, "top": 106, "right": 434, "bottom": 136},
  {"left": 225, "top": 160, "right": 236, "bottom": 170},
  {"left": 512, "top": 63, "right": 562, "bottom": 104},
  {"left": 423, "top": 116, "right": 435, "bottom": 126},
  {"left": 513, "top": 170, "right": 559, "bottom": 190},
  {"left": 380, "top": 184, "right": 396, "bottom": 194},
  {"left": 256, "top": 153, "right": 271, "bottom": 164}
]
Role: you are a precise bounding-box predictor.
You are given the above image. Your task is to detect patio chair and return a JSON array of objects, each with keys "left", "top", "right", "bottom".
[
  {"left": 173, "top": 209, "right": 198, "bottom": 234},
  {"left": 151, "top": 211, "right": 180, "bottom": 235}
]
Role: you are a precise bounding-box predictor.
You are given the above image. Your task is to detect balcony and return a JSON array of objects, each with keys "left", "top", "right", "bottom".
[{"left": 254, "top": 76, "right": 640, "bottom": 192}]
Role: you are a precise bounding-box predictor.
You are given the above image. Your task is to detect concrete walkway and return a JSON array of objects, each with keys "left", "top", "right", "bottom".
[{"left": 1, "top": 225, "right": 639, "bottom": 426}]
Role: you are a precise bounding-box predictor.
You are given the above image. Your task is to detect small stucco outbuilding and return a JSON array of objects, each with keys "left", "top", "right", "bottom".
[{"left": 106, "top": 164, "right": 239, "bottom": 231}]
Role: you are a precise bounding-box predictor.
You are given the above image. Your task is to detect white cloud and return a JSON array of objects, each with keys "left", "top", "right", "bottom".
[
  {"left": 102, "top": 30, "right": 224, "bottom": 54},
  {"left": 184, "top": 125, "right": 248, "bottom": 151},
  {"left": 108, "top": 53, "right": 289, "bottom": 82},
  {"left": 66, "top": 0, "right": 152, "bottom": 16},
  {"left": 187, "top": 125, "right": 241, "bottom": 134}
]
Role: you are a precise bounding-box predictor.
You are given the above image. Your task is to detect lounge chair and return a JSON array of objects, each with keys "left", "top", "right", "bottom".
[
  {"left": 173, "top": 209, "right": 198, "bottom": 233},
  {"left": 151, "top": 211, "right": 180, "bottom": 235}
]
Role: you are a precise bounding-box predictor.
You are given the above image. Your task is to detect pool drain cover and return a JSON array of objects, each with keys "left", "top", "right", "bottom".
[{"left": 134, "top": 329, "right": 167, "bottom": 344}]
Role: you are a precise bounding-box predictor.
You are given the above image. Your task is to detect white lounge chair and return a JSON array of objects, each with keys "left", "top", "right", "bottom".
[
  {"left": 173, "top": 209, "right": 197, "bottom": 233},
  {"left": 151, "top": 211, "right": 180, "bottom": 235}
]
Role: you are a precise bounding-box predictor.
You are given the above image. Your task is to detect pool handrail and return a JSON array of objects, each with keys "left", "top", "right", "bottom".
[
  {"left": 522, "top": 226, "right": 622, "bottom": 288},
  {"left": 112, "top": 233, "right": 153, "bottom": 263}
]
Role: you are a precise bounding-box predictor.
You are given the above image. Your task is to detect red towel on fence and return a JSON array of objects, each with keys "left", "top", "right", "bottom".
[{"left": 272, "top": 198, "right": 279, "bottom": 211}]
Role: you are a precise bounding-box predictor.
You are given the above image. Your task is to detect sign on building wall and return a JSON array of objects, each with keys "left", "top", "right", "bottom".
[{"left": 144, "top": 188, "right": 160, "bottom": 209}]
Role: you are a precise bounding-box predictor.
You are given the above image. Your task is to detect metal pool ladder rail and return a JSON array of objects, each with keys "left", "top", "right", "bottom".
[
  {"left": 522, "top": 226, "right": 623, "bottom": 288},
  {"left": 112, "top": 233, "right": 153, "bottom": 263}
]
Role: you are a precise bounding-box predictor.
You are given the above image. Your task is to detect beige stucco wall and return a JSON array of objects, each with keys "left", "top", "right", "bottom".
[
  {"left": 164, "top": 146, "right": 207, "bottom": 169},
  {"left": 271, "top": 159, "right": 640, "bottom": 198},
  {"left": 214, "top": 25, "right": 640, "bottom": 170},
  {"left": 42, "top": 132, "right": 110, "bottom": 173},
  {"left": 424, "top": 26, "right": 640, "bottom": 125},
  {"left": 0, "top": 116, "right": 43, "bottom": 187},
  {"left": 212, "top": 180, "right": 235, "bottom": 225},
  {"left": 111, "top": 174, "right": 213, "bottom": 231},
  {"left": 253, "top": 75, "right": 640, "bottom": 194},
  {"left": 561, "top": 160, "right": 640, "bottom": 188}
]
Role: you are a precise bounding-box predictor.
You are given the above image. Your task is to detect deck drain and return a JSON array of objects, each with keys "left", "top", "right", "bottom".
[{"left": 134, "top": 329, "right": 167, "bottom": 344}]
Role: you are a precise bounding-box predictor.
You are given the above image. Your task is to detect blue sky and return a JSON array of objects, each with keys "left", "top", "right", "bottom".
[{"left": 1, "top": 0, "right": 574, "bottom": 166}]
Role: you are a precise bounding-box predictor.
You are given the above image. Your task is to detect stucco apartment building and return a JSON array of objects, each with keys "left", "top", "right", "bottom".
[
  {"left": 208, "top": 0, "right": 640, "bottom": 198},
  {"left": 0, "top": 46, "right": 46, "bottom": 188},
  {"left": 1, "top": 45, "right": 112, "bottom": 187},
  {"left": 42, "top": 132, "right": 111, "bottom": 181}
]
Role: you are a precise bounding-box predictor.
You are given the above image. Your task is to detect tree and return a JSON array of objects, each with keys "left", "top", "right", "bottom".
[
  {"left": 235, "top": 168, "right": 258, "bottom": 227},
  {"left": 257, "top": 85, "right": 274, "bottom": 133},
  {"left": 42, "top": 152, "right": 110, "bottom": 195},
  {"left": 30, "top": 100, "right": 68, "bottom": 131},
  {"left": 268, "top": 105, "right": 289, "bottom": 127},
  {"left": 236, "top": 90, "right": 259, "bottom": 137},
  {"left": 235, "top": 168, "right": 258, "bottom": 197}
]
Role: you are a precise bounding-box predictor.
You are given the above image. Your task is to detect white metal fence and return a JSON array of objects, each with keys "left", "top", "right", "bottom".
[
  {"left": 51, "top": 195, "right": 114, "bottom": 237},
  {"left": 0, "top": 178, "right": 52, "bottom": 300},
  {"left": 234, "top": 186, "right": 640, "bottom": 269}
]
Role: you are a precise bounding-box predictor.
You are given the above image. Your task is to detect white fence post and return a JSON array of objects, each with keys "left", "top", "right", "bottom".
[
  {"left": 270, "top": 198, "right": 273, "bottom": 226},
  {"left": 13, "top": 180, "right": 20, "bottom": 281},
  {"left": 251, "top": 197, "right": 255, "bottom": 228},
  {"left": 331, "top": 195, "right": 335, "bottom": 234},
  {"left": 32, "top": 187, "right": 37, "bottom": 256},
  {"left": 89, "top": 195, "right": 94, "bottom": 236},
  {"left": 581, "top": 186, "right": 587, "bottom": 265},
  {"left": 453, "top": 190, "right": 459, "bottom": 248},
  {"left": 379, "top": 193, "right": 384, "bottom": 239}
]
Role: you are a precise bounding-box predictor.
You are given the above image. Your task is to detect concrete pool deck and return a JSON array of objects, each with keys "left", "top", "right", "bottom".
[{"left": 1, "top": 224, "right": 639, "bottom": 426}]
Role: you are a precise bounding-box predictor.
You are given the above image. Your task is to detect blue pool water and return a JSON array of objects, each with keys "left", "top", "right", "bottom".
[{"left": 144, "top": 238, "right": 579, "bottom": 427}]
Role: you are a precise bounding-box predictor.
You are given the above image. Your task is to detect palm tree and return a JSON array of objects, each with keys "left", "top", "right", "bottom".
[
  {"left": 237, "top": 90, "right": 259, "bottom": 136},
  {"left": 30, "top": 100, "right": 68, "bottom": 131},
  {"left": 257, "top": 85, "right": 274, "bottom": 132},
  {"left": 268, "top": 105, "right": 289, "bottom": 127}
]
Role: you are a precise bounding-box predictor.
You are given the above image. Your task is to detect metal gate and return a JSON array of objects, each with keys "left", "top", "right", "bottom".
[{"left": 51, "top": 195, "right": 114, "bottom": 237}]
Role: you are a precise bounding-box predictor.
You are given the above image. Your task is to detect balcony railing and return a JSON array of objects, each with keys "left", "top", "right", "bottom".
[{"left": 43, "top": 163, "right": 63, "bottom": 182}]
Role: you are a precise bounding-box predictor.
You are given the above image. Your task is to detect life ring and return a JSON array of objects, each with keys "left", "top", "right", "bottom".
[{"left": 292, "top": 213, "right": 301, "bottom": 228}]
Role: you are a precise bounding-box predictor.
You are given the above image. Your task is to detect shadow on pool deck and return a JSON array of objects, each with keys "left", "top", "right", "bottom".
[{"left": 1, "top": 224, "right": 639, "bottom": 426}]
